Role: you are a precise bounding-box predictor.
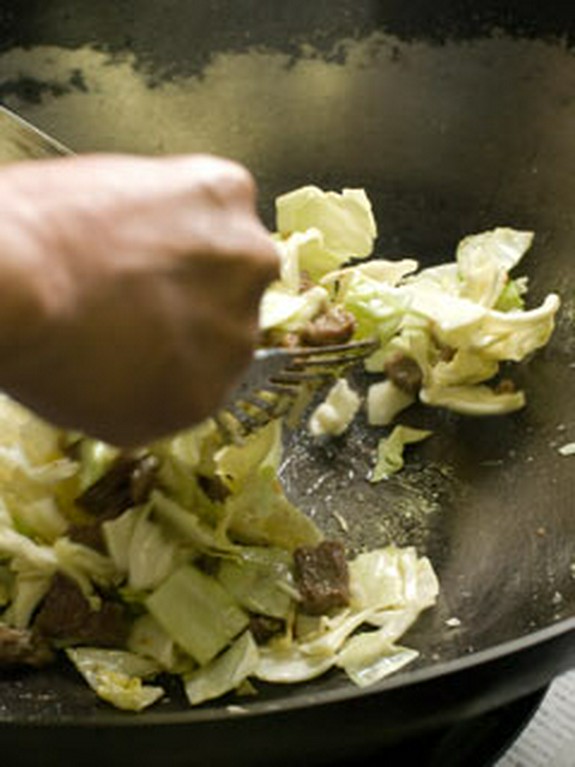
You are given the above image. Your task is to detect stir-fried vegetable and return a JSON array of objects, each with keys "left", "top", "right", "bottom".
[
  {"left": 370, "top": 427, "right": 433, "bottom": 483},
  {"left": 0, "top": 397, "right": 439, "bottom": 709},
  {"left": 268, "top": 188, "right": 559, "bottom": 429},
  {"left": 0, "top": 184, "right": 559, "bottom": 711}
]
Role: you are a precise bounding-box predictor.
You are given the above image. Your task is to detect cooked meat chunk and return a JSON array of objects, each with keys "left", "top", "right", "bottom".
[
  {"left": 259, "top": 328, "right": 301, "bottom": 349},
  {"left": 300, "top": 307, "right": 357, "bottom": 347},
  {"left": 384, "top": 353, "right": 423, "bottom": 395},
  {"left": 72, "top": 454, "right": 158, "bottom": 551},
  {"left": 34, "top": 574, "right": 129, "bottom": 648},
  {"left": 67, "top": 521, "right": 107, "bottom": 552},
  {"left": 0, "top": 624, "right": 54, "bottom": 669},
  {"left": 76, "top": 454, "right": 158, "bottom": 517},
  {"left": 197, "top": 474, "right": 231, "bottom": 503},
  {"left": 293, "top": 540, "right": 350, "bottom": 615},
  {"left": 438, "top": 344, "right": 456, "bottom": 362},
  {"left": 249, "top": 614, "right": 286, "bottom": 645},
  {"left": 495, "top": 378, "right": 517, "bottom": 394}
]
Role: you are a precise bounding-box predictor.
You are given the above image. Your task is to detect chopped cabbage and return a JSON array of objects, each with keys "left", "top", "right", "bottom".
[
  {"left": 348, "top": 547, "right": 439, "bottom": 612},
  {"left": 370, "top": 427, "right": 433, "bottom": 482},
  {"left": 259, "top": 283, "right": 329, "bottom": 333},
  {"left": 103, "top": 504, "right": 184, "bottom": 592},
  {"left": 66, "top": 648, "right": 164, "bottom": 711},
  {"left": 420, "top": 385, "right": 526, "bottom": 416},
  {"left": 276, "top": 186, "right": 377, "bottom": 279},
  {"left": 183, "top": 631, "right": 259, "bottom": 706},
  {"left": 336, "top": 640, "right": 419, "bottom": 688},
  {"left": 308, "top": 378, "right": 361, "bottom": 437},
  {"left": 4, "top": 571, "right": 53, "bottom": 629},
  {"left": 150, "top": 490, "right": 236, "bottom": 557},
  {"left": 312, "top": 216, "right": 559, "bottom": 432},
  {"left": 456, "top": 228, "right": 533, "bottom": 307},
  {"left": 128, "top": 613, "right": 181, "bottom": 671},
  {"left": 217, "top": 546, "right": 294, "bottom": 619},
  {"left": 215, "top": 419, "right": 283, "bottom": 491},
  {"left": 260, "top": 187, "right": 377, "bottom": 332},
  {"left": 256, "top": 645, "right": 337, "bottom": 684},
  {"left": 321, "top": 258, "right": 419, "bottom": 289},
  {"left": 367, "top": 380, "right": 415, "bottom": 427},
  {"left": 14, "top": 498, "right": 68, "bottom": 544},
  {"left": 146, "top": 564, "right": 249, "bottom": 665},
  {"left": 223, "top": 465, "right": 323, "bottom": 551},
  {"left": 256, "top": 545, "right": 438, "bottom": 686},
  {"left": 256, "top": 646, "right": 335, "bottom": 684},
  {"left": 265, "top": 189, "right": 558, "bottom": 479}
]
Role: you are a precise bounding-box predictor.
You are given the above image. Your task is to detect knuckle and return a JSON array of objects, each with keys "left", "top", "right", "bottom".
[
  {"left": 224, "top": 234, "right": 279, "bottom": 288},
  {"left": 216, "top": 162, "right": 256, "bottom": 203},
  {"left": 187, "top": 155, "right": 256, "bottom": 206}
]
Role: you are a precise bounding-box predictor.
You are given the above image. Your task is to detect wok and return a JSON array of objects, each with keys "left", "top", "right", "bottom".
[{"left": 1, "top": 1, "right": 575, "bottom": 764}]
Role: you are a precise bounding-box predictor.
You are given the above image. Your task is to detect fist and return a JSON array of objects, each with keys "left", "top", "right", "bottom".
[{"left": 0, "top": 153, "right": 279, "bottom": 445}]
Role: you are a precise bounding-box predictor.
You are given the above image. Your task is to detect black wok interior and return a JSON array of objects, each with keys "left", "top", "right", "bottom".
[{"left": 1, "top": 2, "right": 575, "bottom": 764}]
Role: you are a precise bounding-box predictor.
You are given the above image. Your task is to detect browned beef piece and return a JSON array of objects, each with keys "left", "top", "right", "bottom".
[
  {"left": 67, "top": 522, "right": 107, "bottom": 553},
  {"left": 259, "top": 329, "right": 301, "bottom": 349},
  {"left": 197, "top": 474, "right": 231, "bottom": 503},
  {"left": 34, "top": 574, "right": 129, "bottom": 648},
  {"left": 293, "top": 540, "right": 350, "bottom": 615},
  {"left": 76, "top": 454, "right": 158, "bottom": 517},
  {"left": 0, "top": 624, "right": 54, "bottom": 669},
  {"left": 248, "top": 614, "right": 286, "bottom": 645},
  {"left": 384, "top": 353, "right": 423, "bottom": 395},
  {"left": 71, "top": 454, "right": 158, "bottom": 552},
  {"left": 300, "top": 307, "right": 357, "bottom": 347},
  {"left": 495, "top": 378, "right": 517, "bottom": 394}
]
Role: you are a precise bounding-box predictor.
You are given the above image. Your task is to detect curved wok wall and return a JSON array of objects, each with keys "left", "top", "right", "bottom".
[{"left": 0, "top": 0, "right": 574, "bottom": 753}]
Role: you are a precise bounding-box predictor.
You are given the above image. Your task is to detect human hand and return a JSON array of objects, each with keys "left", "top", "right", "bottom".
[{"left": 0, "top": 153, "right": 279, "bottom": 445}]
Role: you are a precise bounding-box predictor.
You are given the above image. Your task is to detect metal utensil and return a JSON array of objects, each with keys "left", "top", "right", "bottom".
[
  {"left": 0, "top": 105, "right": 71, "bottom": 163},
  {"left": 218, "top": 338, "right": 378, "bottom": 440}
]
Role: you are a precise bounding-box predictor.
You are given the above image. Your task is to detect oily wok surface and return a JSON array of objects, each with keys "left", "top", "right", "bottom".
[{"left": 0, "top": 1, "right": 575, "bottom": 763}]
